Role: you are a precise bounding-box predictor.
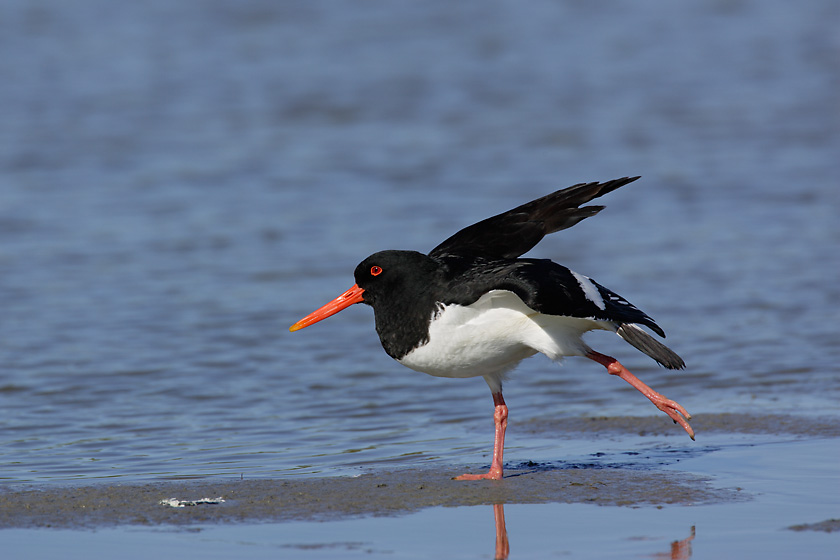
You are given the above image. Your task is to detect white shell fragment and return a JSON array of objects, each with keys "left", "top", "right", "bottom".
[{"left": 159, "top": 497, "right": 225, "bottom": 508}]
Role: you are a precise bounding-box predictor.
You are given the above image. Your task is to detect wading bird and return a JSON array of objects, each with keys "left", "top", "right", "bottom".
[{"left": 290, "top": 177, "right": 693, "bottom": 480}]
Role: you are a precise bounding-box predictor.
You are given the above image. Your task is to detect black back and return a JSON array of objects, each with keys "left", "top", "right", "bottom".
[{"left": 439, "top": 257, "right": 666, "bottom": 337}]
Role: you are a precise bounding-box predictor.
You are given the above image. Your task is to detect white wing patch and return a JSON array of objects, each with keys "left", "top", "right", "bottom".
[{"left": 570, "top": 270, "right": 606, "bottom": 310}]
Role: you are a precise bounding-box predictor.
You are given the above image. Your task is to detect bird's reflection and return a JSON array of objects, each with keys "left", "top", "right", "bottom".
[
  {"left": 651, "top": 525, "right": 695, "bottom": 560},
  {"left": 492, "top": 503, "right": 509, "bottom": 560},
  {"left": 488, "top": 504, "right": 694, "bottom": 560}
]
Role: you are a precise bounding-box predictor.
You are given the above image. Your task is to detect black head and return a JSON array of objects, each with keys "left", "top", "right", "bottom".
[
  {"left": 350, "top": 250, "right": 444, "bottom": 359},
  {"left": 290, "top": 249, "right": 444, "bottom": 358},
  {"left": 353, "top": 250, "right": 442, "bottom": 307}
]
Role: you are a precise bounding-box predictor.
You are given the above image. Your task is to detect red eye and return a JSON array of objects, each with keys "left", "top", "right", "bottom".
[{"left": 370, "top": 265, "right": 383, "bottom": 276}]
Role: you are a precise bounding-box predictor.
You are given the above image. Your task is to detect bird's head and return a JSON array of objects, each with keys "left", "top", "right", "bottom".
[{"left": 289, "top": 250, "right": 438, "bottom": 332}]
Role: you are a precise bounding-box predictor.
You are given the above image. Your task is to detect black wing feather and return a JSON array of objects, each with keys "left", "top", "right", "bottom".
[{"left": 429, "top": 177, "right": 639, "bottom": 259}]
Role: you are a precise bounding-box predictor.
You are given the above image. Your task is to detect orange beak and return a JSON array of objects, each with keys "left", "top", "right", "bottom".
[{"left": 289, "top": 284, "right": 366, "bottom": 332}]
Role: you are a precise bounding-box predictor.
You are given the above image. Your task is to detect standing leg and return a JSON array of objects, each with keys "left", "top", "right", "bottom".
[
  {"left": 587, "top": 351, "right": 695, "bottom": 439},
  {"left": 455, "top": 392, "right": 508, "bottom": 480}
]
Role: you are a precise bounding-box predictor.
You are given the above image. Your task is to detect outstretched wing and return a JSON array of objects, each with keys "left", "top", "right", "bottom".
[{"left": 429, "top": 177, "right": 639, "bottom": 259}]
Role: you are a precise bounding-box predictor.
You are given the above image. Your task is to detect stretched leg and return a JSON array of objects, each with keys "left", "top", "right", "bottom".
[
  {"left": 587, "top": 351, "right": 695, "bottom": 440},
  {"left": 455, "top": 392, "right": 508, "bottom": 480}
]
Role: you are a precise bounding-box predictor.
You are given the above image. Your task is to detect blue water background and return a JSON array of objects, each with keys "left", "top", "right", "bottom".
[{"left": 0, "top": 0, "right": 838, "bottom": 483}]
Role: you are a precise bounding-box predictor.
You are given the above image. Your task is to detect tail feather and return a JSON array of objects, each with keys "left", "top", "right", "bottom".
[{"left": 617, "top": 323, "right": 685, "bottom": 370}]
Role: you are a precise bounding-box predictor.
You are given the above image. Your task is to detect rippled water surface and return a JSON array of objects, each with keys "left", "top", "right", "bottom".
[{"left": 1, "top": 0, "right": 838, "bottom": 485}]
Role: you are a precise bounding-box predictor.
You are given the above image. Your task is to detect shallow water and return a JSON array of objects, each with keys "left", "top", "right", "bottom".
[
  {"left": 2, "top": 437, "right": 838, "bottom": 558},
  {"left": 1, "top": 0, "right": 838, "bottom": 486},
  {"left": 0, "top": 0, "right": 838, "bottom": 554}
]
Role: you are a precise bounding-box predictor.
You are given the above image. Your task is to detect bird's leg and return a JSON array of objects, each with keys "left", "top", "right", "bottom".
[
  {"left": 586, "top": 351, "right": 695, "bottom": 440},
  {"left": 455, "top": 392, "right": 508, "bottom": 480}
]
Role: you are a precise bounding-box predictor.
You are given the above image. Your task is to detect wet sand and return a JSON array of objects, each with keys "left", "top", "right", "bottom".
[
  {"left": 2, "top": 413, "right": 836, "bottom": 531},
  {"left": 521, "top": 412, "right": 840, "bottom": 438},
  {"left": 0, "top": 468, "right": 736, "bottom": 529},
  {"left": 788, "top": 519, "right": 840, "bottom": 533}
]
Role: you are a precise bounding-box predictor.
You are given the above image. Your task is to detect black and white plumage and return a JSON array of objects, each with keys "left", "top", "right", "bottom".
[{"left": 291, "top": 177, "right": 693, "bottom": 480}]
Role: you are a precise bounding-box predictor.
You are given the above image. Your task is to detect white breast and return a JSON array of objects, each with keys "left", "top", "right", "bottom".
[{"left": 397, "top": 290, "right": 613, "bottom": 380}]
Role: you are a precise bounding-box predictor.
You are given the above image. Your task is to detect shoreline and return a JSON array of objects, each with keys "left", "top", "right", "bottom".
[
  {"left": 2, "top": 413, "right": 837, "bottom": 530},
  {"left": 0, "top": 467, "right": 737, "bottom": 530}
]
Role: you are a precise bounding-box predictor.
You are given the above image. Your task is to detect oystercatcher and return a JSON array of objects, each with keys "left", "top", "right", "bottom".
[{"left": 290, "top": 177, "right": 694, "bottom": 480}]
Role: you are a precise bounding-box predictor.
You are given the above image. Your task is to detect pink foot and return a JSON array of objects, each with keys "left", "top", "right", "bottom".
[
  {"left": 454, "top": 467, "right": 504, "bottom": 481},
  {"left": 647, "top": 391, "right": 695, "bottom": 439}
]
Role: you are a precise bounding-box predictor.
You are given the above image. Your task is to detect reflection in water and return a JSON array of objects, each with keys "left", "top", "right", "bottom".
[
  {"left": 489, "top": 504, "right": 694, "bottom": 560},
  {"left": 651, "top": 526, "right": 696, "bottom": 560},
  {"left": 493, "top": 503, "right": 509, "bottom": 560}
]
